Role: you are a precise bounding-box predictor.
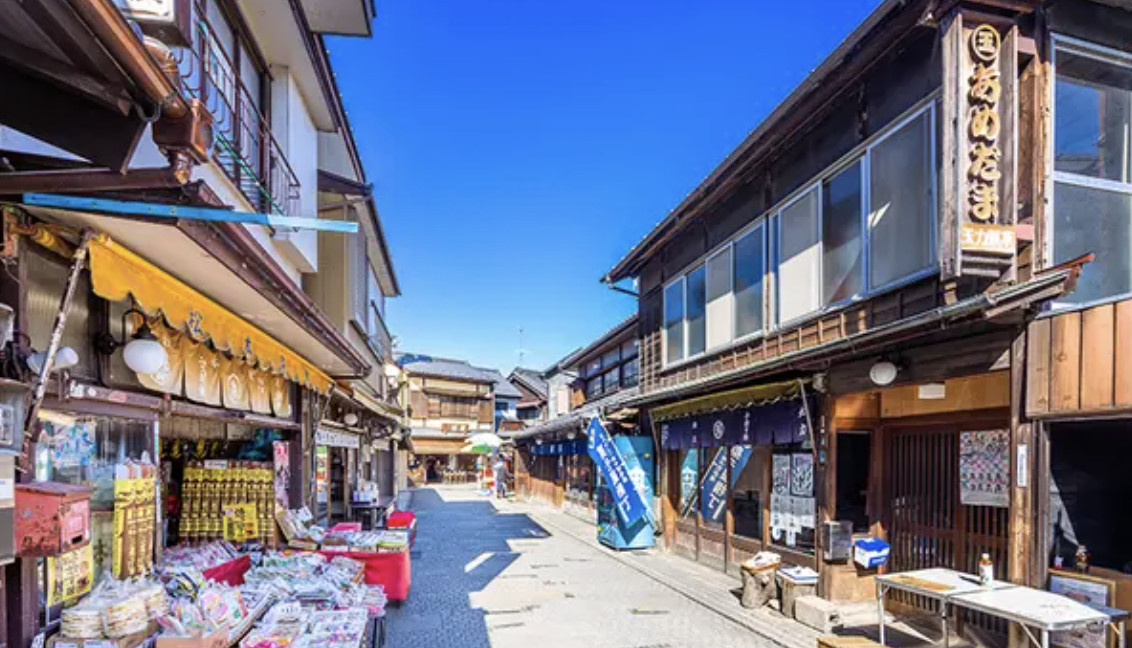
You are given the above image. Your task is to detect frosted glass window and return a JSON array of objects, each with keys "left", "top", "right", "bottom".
[
  {"left": 778, "top": 188, "right": 820, "bottom": 323},
  {"left": 869, "top": 112, "right": 933, "bottom": 288},
  {"left": 706, "top": 248, "right": 732, "bottom": 350},
  {"left": 734, "top": 226, "right": 765, "bottom": 337}
]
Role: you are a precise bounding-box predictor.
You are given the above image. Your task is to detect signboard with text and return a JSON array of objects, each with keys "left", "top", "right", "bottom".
[{"left": 586, "top": 417, "right": 652, "bottom": 528}]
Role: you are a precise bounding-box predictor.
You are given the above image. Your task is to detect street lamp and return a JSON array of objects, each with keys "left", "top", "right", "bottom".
[{"left": 95, "top": 307, "right": 168, "bottom": 374}]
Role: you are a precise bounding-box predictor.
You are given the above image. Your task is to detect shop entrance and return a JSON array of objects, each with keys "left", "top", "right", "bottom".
[{"left": 884, "top": 423, "right": 1010, "bottom": 614}]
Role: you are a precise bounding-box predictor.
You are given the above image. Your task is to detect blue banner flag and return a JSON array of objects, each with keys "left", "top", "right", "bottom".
[{"left": 586, "top": 417, "right": 652, "bottom": 528}]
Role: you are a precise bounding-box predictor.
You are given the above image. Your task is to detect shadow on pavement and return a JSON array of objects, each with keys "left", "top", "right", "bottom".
[{"left": 385, "top": 487, "right": 553, "bottom": 648}]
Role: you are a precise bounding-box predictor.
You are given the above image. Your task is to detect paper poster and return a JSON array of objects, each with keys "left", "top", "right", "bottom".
[
  {"left": 786, "top": 496, "right": 801, "bottom": 532},
  {"left": 1050, "top": 573, "right": 1110, "bottom": 648},
  {"left": 44, "top": 420, "right": 96, "bottom": 469},
  {"left": 959, "top": 429, "right": 1010, "bottom": 507},
  {"left": 47, "top": 544, "right": 94, "bottom": 606},
  {"left": 223, "top": 503, "right": 258, "bottom": 542},
  {"left": 797, "top": 496, "right": 816, "bottom": 529},
  {"left": 791, "top": 453, "right": 814, "bottom": 497},
  {"left": 273, "top": 441, "right": 291, "bottom": 512},
  {"left": 770, "top": 493, "right": 786, "bottom": 530},
  {"left": 772, "top": 454, "right": 791, "bottom": 495}
]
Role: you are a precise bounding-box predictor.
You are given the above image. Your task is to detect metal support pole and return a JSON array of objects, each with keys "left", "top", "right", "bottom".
[
  {"left": 942, "top": 601, "right": 950, "bottom": 648},
  {"left": 21, "top": 229, "right": 94, "bottom": 470},
  {"left": 877, "top": 582, "right": 887, "bottom": 646}
]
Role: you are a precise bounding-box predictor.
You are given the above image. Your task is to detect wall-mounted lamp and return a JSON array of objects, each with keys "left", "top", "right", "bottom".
[
  {"left": 27, "top": 346, "right": 79, "bottom": 374},
  {"left": 95, "top": 307, "right": 167, "bottom": 374},
  {"left": 869, "top": 360, "right": 899, "bottom": 387},
  {"left": 344, "top": 412, "right": 359, "bottom": 426}
]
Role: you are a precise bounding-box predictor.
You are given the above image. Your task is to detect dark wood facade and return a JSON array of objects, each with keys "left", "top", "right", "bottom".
[{"left": 608, "top": 0, "right": 1132, "bottom": 614}]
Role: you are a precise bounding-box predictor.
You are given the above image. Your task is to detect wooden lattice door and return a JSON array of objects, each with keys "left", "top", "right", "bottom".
[{"left": 884, "top": 424, "right": 1010, "bottom": 618}]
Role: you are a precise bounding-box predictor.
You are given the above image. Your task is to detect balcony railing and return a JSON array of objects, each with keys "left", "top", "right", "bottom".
[{"left": 173, "top": 8, "right": 300, "bottom": 217}]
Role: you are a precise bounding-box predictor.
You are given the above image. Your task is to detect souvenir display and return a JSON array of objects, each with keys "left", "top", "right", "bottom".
[{"left": 180, "top": 461, "right": 275, "bottom": 545}]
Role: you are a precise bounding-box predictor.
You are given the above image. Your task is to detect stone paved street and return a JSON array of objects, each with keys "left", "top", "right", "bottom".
[{"left": 386, "top": 485, "right": 775, "bottom": 648}]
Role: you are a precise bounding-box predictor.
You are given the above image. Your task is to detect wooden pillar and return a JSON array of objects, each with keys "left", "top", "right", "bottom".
[{"left": 1008, "top": 329, "right": 1034, "bottom": 585}]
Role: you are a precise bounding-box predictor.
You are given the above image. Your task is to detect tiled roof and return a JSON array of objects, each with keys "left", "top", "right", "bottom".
[{"left": 509, "top": 367, "right": 549, "bottom": 400}]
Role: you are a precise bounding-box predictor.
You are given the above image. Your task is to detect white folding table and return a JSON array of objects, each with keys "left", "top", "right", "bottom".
[{"left": 876, "top": 568, "right": 1127, "bottom": 648}]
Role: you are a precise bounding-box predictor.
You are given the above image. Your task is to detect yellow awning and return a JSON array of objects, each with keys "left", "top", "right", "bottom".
[
  {"left": 88, "top": 233, "right": 332, "bottom": 394},
  {"left": 651, "top": 380, "right": 801, "bottom": 422}
]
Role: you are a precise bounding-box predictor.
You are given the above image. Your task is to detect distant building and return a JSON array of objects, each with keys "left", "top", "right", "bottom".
[
  {"left": 397, "top": 354, "right": 511, "bottom": 484},
  {"left": 508, "top": 368, "right": 550, "bottom": 426}
]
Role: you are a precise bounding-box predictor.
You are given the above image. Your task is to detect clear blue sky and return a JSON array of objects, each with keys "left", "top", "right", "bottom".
[{"left": 327, "top": 0, "right": 882, "bottom": 374}]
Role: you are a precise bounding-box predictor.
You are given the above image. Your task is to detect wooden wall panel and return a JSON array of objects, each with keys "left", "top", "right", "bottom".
[
  {"left": 1116, "top": 301, "right": 1132, "bottom": 407},
  {"left": 1080, "top": 305, "right": 1115, "bottom": 410},
  {"left": 1049, "top": 312, "right": 1081, "bottom": 412},
  {"left": 879, "top": 372, "right": 1009, "bottom": 418},
  {"left": 1026, "top": 318, "right": 1051, "bottom": 415}
]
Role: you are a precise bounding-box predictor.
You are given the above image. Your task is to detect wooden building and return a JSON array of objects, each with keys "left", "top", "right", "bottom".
[
  {"left": 0, "top": 1, "right": 399, "bottom": 645},
  {"left": 602, "top": 0, "right": 1131, "bottom": 613},
  {"left": 513, "top": 315, "right": 640, "bottom": 522}
]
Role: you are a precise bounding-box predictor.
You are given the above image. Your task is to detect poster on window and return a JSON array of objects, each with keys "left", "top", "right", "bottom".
[
  {"left": 959, "top": 429, "right": 1010, "bottom": 507},
  {"left": 791, "top": 453, "right": 814, "bottom": 497},
  {"left": 770, "top": 493, "right": 786, "bottom": 530},
  {"left": 772, "top": 454, "right": 791, "bottom": 495},
  {"left": 47, "top": 544, "right": 94, "bottom": 607}
]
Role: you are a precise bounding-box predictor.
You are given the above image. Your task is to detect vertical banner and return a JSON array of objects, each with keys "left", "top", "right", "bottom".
[
  {"left": 586, "top": 417, "right": 652, "bottom": 527},
  {"left": 273, "top": 441, "right": 291, "bottom": 512},
  {"left": 113, "top": 477, "right": 156, "bottom": 578}
]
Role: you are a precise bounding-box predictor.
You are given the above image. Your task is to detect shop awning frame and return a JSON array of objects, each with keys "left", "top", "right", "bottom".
[{"left": 87, "top": 233, "right": 333, "bottom": 393}]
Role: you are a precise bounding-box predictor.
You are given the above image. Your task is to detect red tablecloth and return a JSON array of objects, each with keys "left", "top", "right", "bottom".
[
  {"left": 198, "top": 550, "right": 411, "bottom": 601},
  {"left": 202, "top": 555, "right": 252, "bottom": 586},
  {"left": 317, "top": 551, "right": 411, "bottom": 601}
]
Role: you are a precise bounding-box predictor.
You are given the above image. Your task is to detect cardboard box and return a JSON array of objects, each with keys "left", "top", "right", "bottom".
[
  {"left": 48, "top": 623, "right": 157, "bottom": 648},
  {"left": 155, "top": 627, "right": 228, "bottom": 648}
]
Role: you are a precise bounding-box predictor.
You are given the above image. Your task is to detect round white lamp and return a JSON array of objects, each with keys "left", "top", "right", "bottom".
[
  {"left": 869, "top": 360, "right": 899, "bottom": 386},
  {"left": 96, "top": 307, "right": 168, "bottom": 374},
  {"left": 344, "top": 412, "right": 359, "bottom": 426}
]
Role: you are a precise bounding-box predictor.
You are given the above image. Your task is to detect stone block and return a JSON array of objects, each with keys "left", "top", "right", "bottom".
[{"left": 794, "top": 595, "right": 842, "bottom": 634}]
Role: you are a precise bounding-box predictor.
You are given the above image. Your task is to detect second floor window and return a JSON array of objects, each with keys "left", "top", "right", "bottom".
[
  {"left": 1052, "top": 38, "right": 1132, "bottom": 307},
  {"left": 663, "top": 103, "right": 936, "bottom": 366}
]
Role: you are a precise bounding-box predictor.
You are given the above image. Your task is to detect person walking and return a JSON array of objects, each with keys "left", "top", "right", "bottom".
[{"left": 493, "top": 454, "right": 509, "bottom": 499}]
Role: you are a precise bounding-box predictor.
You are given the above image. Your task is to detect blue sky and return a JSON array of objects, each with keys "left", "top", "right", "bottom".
[{"left": 327, "top": 0, "right": 882, "bottom": 374}]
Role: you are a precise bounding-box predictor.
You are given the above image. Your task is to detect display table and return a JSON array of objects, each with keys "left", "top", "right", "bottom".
[
  {"left": 877, "top": 568, "right": 1126, "bottom": 648},
  {"left": 199, "top": 550, "right": 410, "bottom": 601},
  {"left": 202, "top": 555, "right": 252, "bottom": 586},
  {"left": 317, "top": 551, "right": 411, "bottom": 602}
]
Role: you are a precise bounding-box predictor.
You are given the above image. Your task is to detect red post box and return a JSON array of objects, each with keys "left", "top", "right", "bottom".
[{"left": 15, "top": 482, "right": 91, "bottom": 557}]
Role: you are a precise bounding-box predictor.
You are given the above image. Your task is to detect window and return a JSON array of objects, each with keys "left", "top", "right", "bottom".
[
  {"left": 664, "top": 280, "right": 685, "bottom": 364},
  {"left": 622, "top": 339, "right": 639, "bottom": 359},
  {"left": 660, "top": 102, "right": 937, "bottom": 367},
  {"left": 869, "top": 110, "right": 934, "bottom": 288},
  {"left": 706, "top": 248, "right": 732, "bottom": 350},
  {"left": 601, "top": 348, "right": 620, "bottom": 368},
  {"left": 686, "top": 266, "right": 707, "bottom": 357},
  {"left": 585, "top": 377, "right": 601, "bottom": 400},
  {"left": 1052, "top": 41, "right": 1132, "bottom": 306},
  {"left": 822, "top": 161, "right": 863, "bottom": 304},
  {"left": 779, "top": 188, "right": 821, "bottom": 323},
  {"left": 734, "top": 224, "right": 766, "bottom": 338},
  {"left": 622, "top": 357, "right": 639, "bottom": 388}
]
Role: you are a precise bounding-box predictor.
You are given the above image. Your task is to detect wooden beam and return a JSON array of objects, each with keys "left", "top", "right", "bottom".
[
  {"left": 1116, "top": 301, "right": 1132, "bottom": 408},
  {"left": 0, "top": 167, "right": 182, "bottom": 195},
  {"left": 0, "top": 65, "right": 145, "bottom": 172},
  {"left": 1008, "top": 330, "right": 1032, "bottom": 585},
  {"left": 0, "top": 37, "right": 131, "bottom": 114},
  {"left": 21, "top": 0, "right": 132, "bottom": 87}
]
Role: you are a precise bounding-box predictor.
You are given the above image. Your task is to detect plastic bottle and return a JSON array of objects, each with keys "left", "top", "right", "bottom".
[{"left": 978, "top": 553, "right": 994, "bottom": 586}]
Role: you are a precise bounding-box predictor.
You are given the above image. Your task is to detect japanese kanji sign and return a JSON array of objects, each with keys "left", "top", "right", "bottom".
[
  {"left": 959, "top": 429, "right": 1010, "bottom": 508},
  {"left": 966, "top": 24, "right": 1002, "bottom": 227},
  {"left": 586, "top": 416, "right": 652, "bottom": 528}
]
